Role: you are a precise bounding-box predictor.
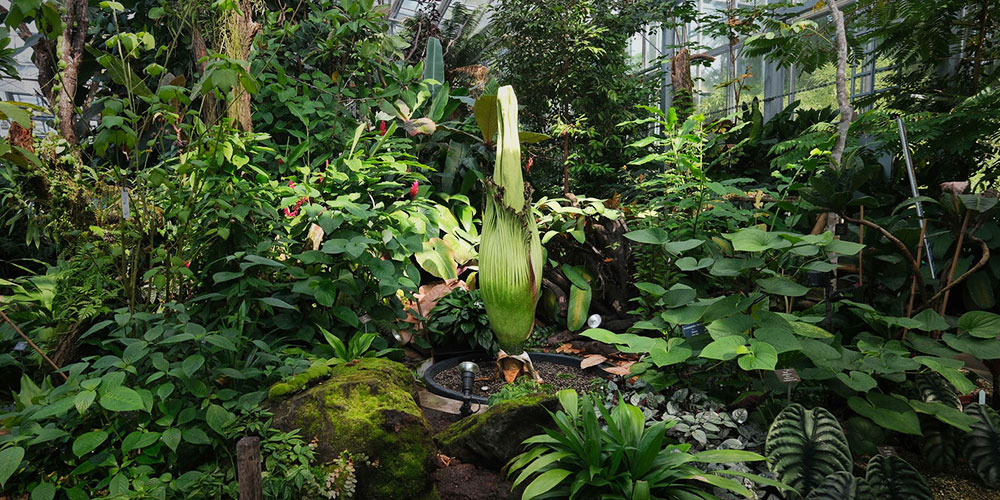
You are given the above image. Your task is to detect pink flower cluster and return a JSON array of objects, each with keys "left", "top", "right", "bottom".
[{"left": 284, "top": 179, "right": 309, "bottom": 218}]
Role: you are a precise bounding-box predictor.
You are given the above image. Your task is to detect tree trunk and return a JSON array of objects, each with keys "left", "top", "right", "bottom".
[
  {"left": 224, "top": 1, "right": 259, "bottom": 131},
  {"left": 828, "top": 0, "right": 853, "bottom": 167},
  {"left": 56, "top": 0, "right": 89, "bottom": 145},
  {"left": 192, "top": 27, "right": 218, "bottom": 126}
]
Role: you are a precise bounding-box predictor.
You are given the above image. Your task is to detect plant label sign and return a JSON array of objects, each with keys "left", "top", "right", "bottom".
[
  {"left": 878, "top": 445, "right": 897, "bottom": 457},
  {"left": 681, "top": 323, "right": 707, "bottom": 338},
  {"left": 121, "top": 187, "right": 131, "bottom": 219},
  {"left": 774, "top": 368, "right": 801, "bottom": 384}
]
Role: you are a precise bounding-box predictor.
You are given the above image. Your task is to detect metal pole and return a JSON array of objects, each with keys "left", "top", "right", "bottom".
[{"left": 896, "top": 116, "right": 937, "bottom": 280}]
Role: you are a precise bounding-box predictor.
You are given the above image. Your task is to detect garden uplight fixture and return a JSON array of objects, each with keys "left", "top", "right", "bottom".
[{"left": 458, "top": 361, "right": 480, "bottom": 417}]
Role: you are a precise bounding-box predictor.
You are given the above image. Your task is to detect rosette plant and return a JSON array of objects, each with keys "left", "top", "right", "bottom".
[{"left": 479, "top": 85, "right": 544, "bottom": 382}]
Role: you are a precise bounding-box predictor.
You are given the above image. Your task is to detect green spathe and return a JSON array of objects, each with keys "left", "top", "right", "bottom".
[{"left": 479, "top": 86, "right": 543, "bottom": 353}]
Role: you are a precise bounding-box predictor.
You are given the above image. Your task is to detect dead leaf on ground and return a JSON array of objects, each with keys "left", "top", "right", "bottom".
[
  {"left": 580, "top": 354, "right": 607, "bottom": 369},
  {"left": 602, "top": 365, "right": 632, "bottom": 376}
]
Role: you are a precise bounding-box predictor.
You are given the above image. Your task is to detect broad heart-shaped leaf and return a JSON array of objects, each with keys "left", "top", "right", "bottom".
[
  {"left": 942, "top": 333, "right": 1000, "bottom": 359},
  {"left": 700, "top": 335, "right": 747, "bottom": 361},
  {"left": 676, "top": 256, "right": 714, "bottom": 271},
  {"left": 804, "top": 471, "right": 872, "bottom": 500},
  {"left": 72, "top": 430, "right": 109, "bottom": 457},
  {"left": 836, "top": 370, "right": 877, "bottom": 392},
  {"left": 847, "top": 394, "right": 921, "bottom": 435},
  {"left": 725, "top": 227, "right": 792, "bottom": 252},
  {"left": 757, "top": 277, "right": 809, "bottom": 297},
  {"left": 0, "top": 446, "right": 24, "bottom": 488},
  {"left": 908, "top": 400, "right": 977, "bottom": 432},
  {"left": 99, "top": 386, "right": 144, "bottom": 412},
  {"left": 521, "top": 468, "right": 571, "bottom": 500},
  {"left": 865, "top": 455, "right": 932, "bottom": 500},
  {"left": 29, "top": 481, "right": 55, "bottom": 500},
  {"left": 647, "top": 337, "right": 693, "bottom": 367},
  {"left": 911, "top": 309, "right": 950, "bottom": 332},
  {"left": 914, "top": 358, "right": 976, "bottom": 397},
  {"left": 206, "top": 404, "right": 236, "bottom": 435},
  {"left": 737, "top": 341, "right": 778, "bottom": 370},
  {"left": 962, "top": 403, "right": 1000, "bottom": 488},
  {"left": 624, "top": 228, "right": 669, "bottom": 245},
  {"left": 823, "top": 239, "right": 864, "bottom": 256},
  {"left": 765, "top": 404, "right": 852, "bottom": 498},
  {"left": 662, "top": 239, "right": 705, "bottom": 255},
  {"left": 958, "top": 310, "right": 1000, "bottom": 338},
  {"left": 161, "top": 428, "right": 182, "bottom": 452}
]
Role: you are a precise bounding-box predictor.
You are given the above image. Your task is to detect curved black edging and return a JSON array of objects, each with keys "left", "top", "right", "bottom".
[{"left": 422, "top": 352, "right": 611, "bottom": 405}]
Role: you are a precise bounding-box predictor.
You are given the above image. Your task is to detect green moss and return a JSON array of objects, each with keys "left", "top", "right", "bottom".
[
  {"left": 267, "top": 359, "right": 333, "bottom": 400},
  {"left": 437, "top": 393, "right": 552, "bottom": 448},
  {"left": 273, "top": 358, "right": 435, "bottom": 500}
]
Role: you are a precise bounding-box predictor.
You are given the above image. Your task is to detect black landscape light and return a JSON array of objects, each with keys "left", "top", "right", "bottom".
[{"left": 458, "top": 361, "right": 479, "bottom": 417}]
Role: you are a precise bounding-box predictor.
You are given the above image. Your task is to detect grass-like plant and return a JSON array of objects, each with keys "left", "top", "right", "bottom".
[{"left": 507, "top": 389, "right": 775, "bottom": 500}]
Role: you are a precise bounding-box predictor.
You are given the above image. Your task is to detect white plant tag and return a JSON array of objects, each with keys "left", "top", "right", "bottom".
[{"left": 121, "top": 187, "right": 131, "bottom": 219}]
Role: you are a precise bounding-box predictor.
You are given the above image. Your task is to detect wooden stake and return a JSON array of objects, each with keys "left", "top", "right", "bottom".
[
  {"left": 858, "top": 206, "right": 865, "bottom": 287},
  {"left": 0, "top": 308, "right": 67, "bottom": 380},
  {"left": 939, "top": 210, "right": 971, "bottom": 316},
  {"left": 237, "top": 437, "right": 262, "bottom": 500}
]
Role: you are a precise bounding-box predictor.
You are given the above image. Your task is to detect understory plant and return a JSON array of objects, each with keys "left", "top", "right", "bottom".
[
  {"left": 507, "top": 389, "right": 781, "bottom": 500},
  {"left": 765, "top": 404, "right": 933, "bottom": 500}
]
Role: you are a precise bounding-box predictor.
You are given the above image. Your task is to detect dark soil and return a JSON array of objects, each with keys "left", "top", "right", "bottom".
[
  {"left": 433, "top": 462, "right": 515, "bottom": 500},
  {"left": 423, "top": 407, "right": 462, "bottom": 433},
  {"left": 928, "top": 472, "right": 1000, "bottom": 500},
  {"left": 433, "top": 359, "right": 605, "bottom": 400}
]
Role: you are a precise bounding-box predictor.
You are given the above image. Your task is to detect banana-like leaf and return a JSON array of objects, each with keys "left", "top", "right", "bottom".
[
  {"left": 479, "top": 86, "right": 542, "bottom": 353},
  {"left": 962, "top": 403, "right": 1000, "bottom": 487},
  {"left": 865, "top": 455, "right": 933, "bottom": 500},
  {"left": 804, "top": 471, "right": 872, "bottom": 500},
  {"left": 765, "top": 404, "right": 852, "bottom": 498},
  {"left": 566, "top": 285, "right": 591, "bottom": 332}
]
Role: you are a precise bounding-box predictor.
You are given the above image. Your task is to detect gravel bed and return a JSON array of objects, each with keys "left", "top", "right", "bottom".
[{"left": 433, "top": 358, "right": 605, "bottom": 400}]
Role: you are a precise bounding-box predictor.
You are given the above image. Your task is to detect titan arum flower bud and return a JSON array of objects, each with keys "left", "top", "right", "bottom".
[{"left": 479, "top": 86, "right": 543, "bottom": 354}]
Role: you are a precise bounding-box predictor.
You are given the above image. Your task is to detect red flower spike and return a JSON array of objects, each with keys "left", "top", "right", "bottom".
[
  {"left": 379, "top": 121, "right": 387, "bottom": 135},
  {"left": 409, "top": 180, "right": 419, "bottom": 200}
]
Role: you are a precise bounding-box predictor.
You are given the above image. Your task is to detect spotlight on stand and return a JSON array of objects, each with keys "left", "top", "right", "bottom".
[{"left": 458, "top": 361, "right": 479, "bottom": 417}]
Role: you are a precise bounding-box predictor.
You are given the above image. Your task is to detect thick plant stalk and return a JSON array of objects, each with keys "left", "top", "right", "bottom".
[
  {"left": 939, "top": 211, "right": 971, "bottom": 316},
  {"left": 480, "top": 86, "right": 543, "bottom": 358},
  {"left": 828, "top": 0, "right": 853, "bottom": 167}
]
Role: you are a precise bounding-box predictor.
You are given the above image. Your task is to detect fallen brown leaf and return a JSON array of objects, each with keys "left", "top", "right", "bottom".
[{"left": 580, "top": 354, "right": 607, "bottom": 369}]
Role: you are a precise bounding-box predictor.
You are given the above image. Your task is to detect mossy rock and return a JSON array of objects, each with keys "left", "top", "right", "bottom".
[
  {"left": 435, "top": 393, "right": 558, "bottom": 470},
  {"left": 273, "top": 358, "right": 436, "bottom": 500}
]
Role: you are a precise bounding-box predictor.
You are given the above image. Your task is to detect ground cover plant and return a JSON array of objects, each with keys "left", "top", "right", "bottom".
[{"left": 0, "top": 0, "right": 999, "bottom": 499}]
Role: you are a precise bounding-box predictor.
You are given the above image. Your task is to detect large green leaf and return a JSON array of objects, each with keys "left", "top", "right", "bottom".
[
  {"left": 423, "top": 36, "right": 444, "bottom": 86},
  {"left": 725, "top": 227, "right": 792, "bottom": 252},
  {"left": 765, "top": 404, "right": 852, "bottom": 497},
  {"left": 624, "top": 228, "right": 669, "bottom": 245},
  {"left": 522, "top": 468, "right": 571, "bottom": 500},
  {"left": 847, "top": 394, "right": 921, "bottom": 435},
  {"left": 908, "top": 400, "right": 976, "bottom": 432},
  {"left": 473, "top": 95, "right": 497, "bottom": 143},
  {"left": 72, "top": 430, "right": 109, "bottom": 457},
  {"left": 206, "top": 404, "right": 236, "bottom": 435},
  {"left": 942, "top": 333, "right": 1000, "bottom": 359},
  {"left": 99, "top": 386, "right": 144, "bottom": 412},
  {"left": 738, "top": 341, "right": 778, "bottom": 370},
  {"left": 700, "top": 335, "right": 747, "bottom": 361},
  {"left": 958, "top": 310, "right": 1000, "bottom": 338},
  {"left": 0, "top": 446, "right": 24, "bottom": 488},
  {"left": 865, "top": 455, "right": 932, "bottom": 500},
  {"left": 804, "top": 471, "right": 872, "bottom": 500},
  {"left": 962, "top": 403, "right": 1000, "bottom": 488},
  {"left": 757, "top": 277, "right": 809, "bottom": 297}
]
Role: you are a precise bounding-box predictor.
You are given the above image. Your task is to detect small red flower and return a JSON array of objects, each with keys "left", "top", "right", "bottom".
[
  {"left": 277, "top": 158, "right": 284, "bottom": 166},
  {"left": 184, "top": 260, "right": 191, "bottom": 268},
  {"left": 288, "top": 179, "right": 296, "bottom": 188},
  {"left": 379, "top": 120, "right": 387, "bottom": 135},
  {"left": 525, "top": 156, "right": 534, "bottom": 173},
  {"left": 409, "top": 180, "right": 419, "bottom": 200}
]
